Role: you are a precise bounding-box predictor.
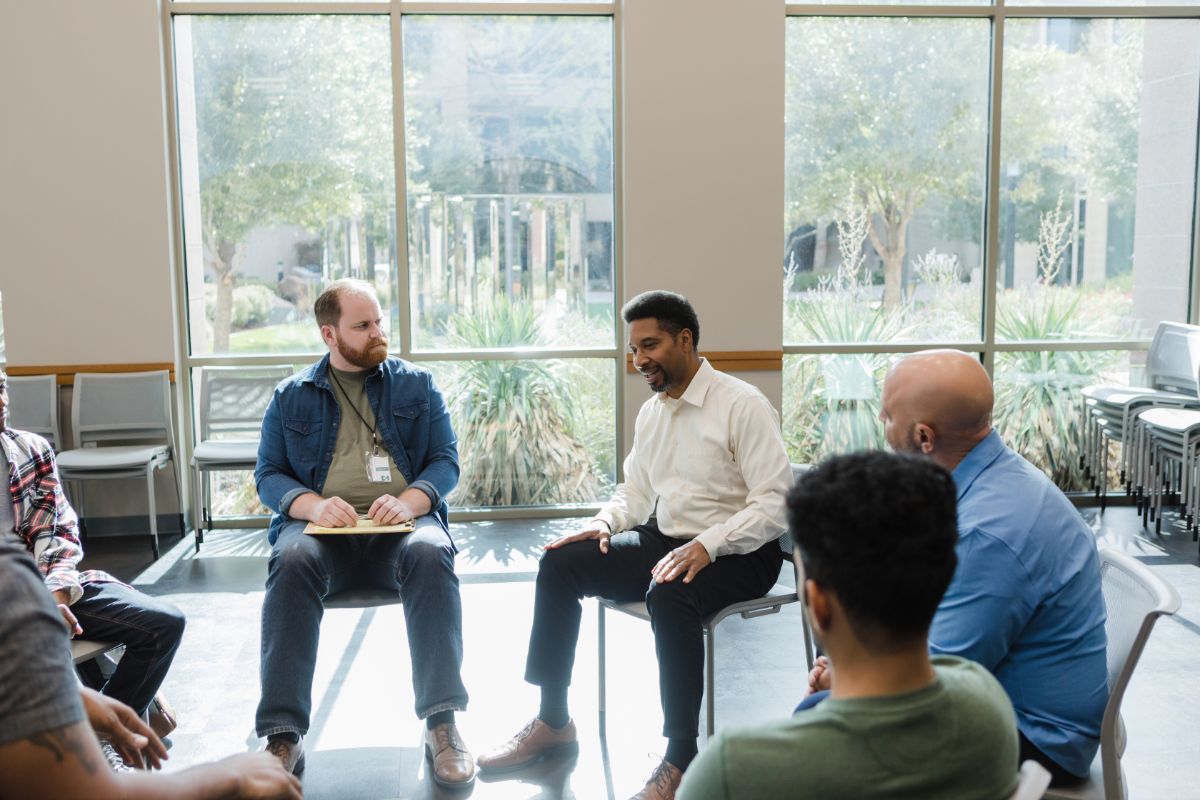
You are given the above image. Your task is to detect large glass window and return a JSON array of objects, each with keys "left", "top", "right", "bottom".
[
  {"left": 403, "top": 15, "right": 615, "bottom": 351},
  {"left": 998, "top": 19, "right": 1200, "bottom": 342},
  {"left": 783, "top": 10, "right": 1199, "bottom": 491},
  {"left": 170, "top": 9, "right": 618, "bottom": 513},
  {"left": 175, "top": 15, "right": 397, "bottom": 356},
  {"left": 784, "top": 18, "right": 991, "bottom": 346}
]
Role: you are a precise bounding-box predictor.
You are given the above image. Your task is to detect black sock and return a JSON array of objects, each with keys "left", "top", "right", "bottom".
[
  {"left": 664, "top": 737, "right": 698, "bottom": 771},
  {"left": 269, "top": 731, "right": 300, "bottom": 744},
  {"left": 426, "top": 710, "right": 455, "bottom": 730},
  {"left": 538, "top": 685, "right": 570, "bottom": 729}
]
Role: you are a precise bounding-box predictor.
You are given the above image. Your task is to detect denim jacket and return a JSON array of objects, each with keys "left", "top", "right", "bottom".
[{"left": 255, "top": 354, "right": 459, "bottom": 543}]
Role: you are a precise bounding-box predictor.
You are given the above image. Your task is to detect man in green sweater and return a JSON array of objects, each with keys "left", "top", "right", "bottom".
[{"left": 678, "top": 451, "right": 1018, "bottom": 800}]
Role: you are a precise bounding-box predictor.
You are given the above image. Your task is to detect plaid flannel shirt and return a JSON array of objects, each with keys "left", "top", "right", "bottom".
[{"left": 1, "top": 428, "right": 114, "bottom": 604}]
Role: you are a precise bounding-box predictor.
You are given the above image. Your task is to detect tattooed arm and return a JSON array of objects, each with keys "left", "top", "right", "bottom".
[{"left": 0, "top": 721, "right": 303, "bottom": 800}]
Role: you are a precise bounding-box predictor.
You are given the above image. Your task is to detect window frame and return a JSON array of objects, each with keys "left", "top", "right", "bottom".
[{"left": 161, "top": 1, "right": 624, "bottom": 521}]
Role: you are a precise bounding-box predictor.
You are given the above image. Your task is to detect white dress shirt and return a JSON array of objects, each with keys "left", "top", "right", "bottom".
[{"left": 593, "top": 358, "right": 791, "bottom": 559}]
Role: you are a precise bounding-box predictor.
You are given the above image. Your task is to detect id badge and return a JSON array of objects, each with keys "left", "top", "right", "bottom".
[{"left": 366, "top": 453, "right": 393, "bottom": 483}]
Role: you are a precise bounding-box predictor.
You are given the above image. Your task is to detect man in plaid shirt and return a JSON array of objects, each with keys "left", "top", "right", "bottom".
[{"left": 0, "top": 369, "right": 185, "bottom": 755}]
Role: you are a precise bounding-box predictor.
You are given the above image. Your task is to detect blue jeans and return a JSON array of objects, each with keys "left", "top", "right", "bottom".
[
  {"left": 74, "top": 581, "right": 186, "bottom": 717},
  {"left": 255, "top": 516, "right": 468, "bottom": 738}
]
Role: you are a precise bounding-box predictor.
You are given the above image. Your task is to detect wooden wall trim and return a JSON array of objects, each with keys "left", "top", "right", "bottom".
[
  {"left": 5, "top": 363, "right": 176, "bottom": 385},
  {"left": 624, "top": 350, "right": 782, "bottom": 373}
]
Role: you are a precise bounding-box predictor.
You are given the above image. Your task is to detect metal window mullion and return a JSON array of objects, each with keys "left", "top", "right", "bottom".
[
  {"left": 169, "top": 2, "right": 390, "bottom": 13},
  {"left": 611, "top": 3, "right": 625, "bottom": 484},
  {"left": 782, "top": 339, "right": 1151, "bottom": 355},
  {"left": 1191, "top": 103, "right": 1200, "bottom": 325},
  {"left": 161, "top": 8, "right": 198, "bottom": 524},
  {"left": 784, "top": 4, "right": 1200, "bottom": 18},
  {"left": 981, "top": 7, "right": 1004, "bottom": 377},
  {"left": 400, "top": 2, "right": 616, "bottom": 13},
  {"left": 390, "top": 2, "right": 414, "bottom": 360}
]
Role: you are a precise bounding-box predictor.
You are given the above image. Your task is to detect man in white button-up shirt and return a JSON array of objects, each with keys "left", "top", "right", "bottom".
[{"left": 479, "top": 291, "right": 793, "bottom": 800}]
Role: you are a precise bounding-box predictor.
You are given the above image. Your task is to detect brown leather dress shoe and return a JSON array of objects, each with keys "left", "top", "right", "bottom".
[
  {"left": 628, "top": 758, "right": 683, "bottom": 800},
  {"left": 425, "top": 723, "right": 476, "bottom": 788},
  {"left": 477, "top": 717, "right": 579, "bottom": 772},
  {"left": 264, "top": 735, "right": 306, "bottom": 775}
]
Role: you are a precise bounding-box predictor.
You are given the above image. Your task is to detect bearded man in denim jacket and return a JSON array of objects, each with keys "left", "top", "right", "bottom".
[{"left": 254, "top": 279, "right": 472, "bottom": 787}]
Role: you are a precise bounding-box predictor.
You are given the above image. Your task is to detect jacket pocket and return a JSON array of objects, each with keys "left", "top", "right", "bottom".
[{"left": 283, "top": 418, "right": 321, "bottom": 464}]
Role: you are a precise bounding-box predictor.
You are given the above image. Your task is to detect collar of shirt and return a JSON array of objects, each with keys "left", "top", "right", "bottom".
[
  {"left": 950, "top": 429, "right": 1006, "bottom": 501},
  {"left": 656, "top": 357, "right": 715, "bottom": 411}
]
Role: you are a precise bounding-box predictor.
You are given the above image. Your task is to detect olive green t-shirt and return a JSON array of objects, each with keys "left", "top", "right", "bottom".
[
  {"left": 323, "top": 366, "right": 408, "bottom": 514},
  {"left": 677, "top": 656, "right": 1019, "bottom": 800}
]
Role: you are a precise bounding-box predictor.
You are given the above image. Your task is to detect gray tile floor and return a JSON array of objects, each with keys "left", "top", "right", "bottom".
[{"left": 79, "top": 506, "right": 1200, "bottom": 800}]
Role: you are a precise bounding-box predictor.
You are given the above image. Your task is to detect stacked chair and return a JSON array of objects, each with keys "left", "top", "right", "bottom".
[{"left": 1079, "top": 323, "right": 1200, "bottom": 537}]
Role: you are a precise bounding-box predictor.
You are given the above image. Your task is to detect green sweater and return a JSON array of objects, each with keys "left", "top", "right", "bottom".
[{"left": 678, "top": 656, "right": 1018, "bottom": 800}]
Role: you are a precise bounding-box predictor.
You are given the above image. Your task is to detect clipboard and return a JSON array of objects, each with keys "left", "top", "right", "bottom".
[{"left": 304, "top": 516, "right": 416, "bottom": 535}]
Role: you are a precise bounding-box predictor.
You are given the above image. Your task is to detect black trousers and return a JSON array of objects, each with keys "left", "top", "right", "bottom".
[
  {"left": 1018, "top": 730, "right": 1088, "bottom": 787},
  {"left": 524, "top": 523, "right": 783, "bottom": 740}
]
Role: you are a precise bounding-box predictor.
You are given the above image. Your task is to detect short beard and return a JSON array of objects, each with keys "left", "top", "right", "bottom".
[{"left": 337, "top": 339, "right": 388, "bottom": 369}]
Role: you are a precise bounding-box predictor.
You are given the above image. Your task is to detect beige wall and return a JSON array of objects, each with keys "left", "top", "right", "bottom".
[
  {"left": 620, "top": 0, "right": 785, "bottom": 450},
  {"left": 0, "top": 0, "right": 176, "bottom": 366}
]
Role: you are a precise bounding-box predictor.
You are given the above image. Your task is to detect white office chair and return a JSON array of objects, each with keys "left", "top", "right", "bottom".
[
  {"left": 6, "top": 373, "right": 60, "bottom": 448},
  {"left": 1010, "top": 760, "right": 1053, "bottom": 800},
  {"left": 190, "top": 365, "right": 291, "bottom": 552},
  {"left": 597, "top": 464, "right": 811, "bottom": 739},
  {"left": 1042, "top": 549, "right": 1182, "bottom": 800},
  {"left": 55, "top": 371, "right": 182, "bottom": 560}
]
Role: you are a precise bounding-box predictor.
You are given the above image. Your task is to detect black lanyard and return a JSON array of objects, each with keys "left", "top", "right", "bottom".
[{"left": 329, "top": 369, "right": 380, "bottom": 454}]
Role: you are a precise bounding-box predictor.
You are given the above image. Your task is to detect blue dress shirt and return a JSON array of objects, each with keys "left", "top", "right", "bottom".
[{"left": 931, "top": 430, "right": 1108, "bottom": 778}]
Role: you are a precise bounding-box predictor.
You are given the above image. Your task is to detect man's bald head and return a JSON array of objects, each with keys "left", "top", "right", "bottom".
[{"left": 879, "top": 350, "right": 994, "bottom": 471}]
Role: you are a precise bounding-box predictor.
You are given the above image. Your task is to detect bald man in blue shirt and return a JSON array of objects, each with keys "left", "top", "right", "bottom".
[{"left": 808, "top": 350, "right": 1107, "bottom": 785}]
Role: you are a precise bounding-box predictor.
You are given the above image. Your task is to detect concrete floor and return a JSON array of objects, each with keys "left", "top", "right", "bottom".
[{"left": 78, "top": 506, "right": 1200, "bottom": 800}]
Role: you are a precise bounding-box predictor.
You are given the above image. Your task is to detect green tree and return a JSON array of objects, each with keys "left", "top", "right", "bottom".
[
  {"left": 187, "top": 15, "right": 395, "bottom": 351},
  {"left": 786, "top": 18, "right": 990, "bottom": 309}
]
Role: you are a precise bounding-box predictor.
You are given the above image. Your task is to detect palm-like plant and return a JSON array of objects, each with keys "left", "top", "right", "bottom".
[
  {"left": 994, "top": 286, "right": 1125, "bottom": 489},
  {"left": 444, "top": 298, "right": 603, "bottom": 506}
]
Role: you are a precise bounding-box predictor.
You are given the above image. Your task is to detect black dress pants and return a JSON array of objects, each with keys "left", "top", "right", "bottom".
[{"left": 524, "top": 523, "right": 783, "bottom": 740}]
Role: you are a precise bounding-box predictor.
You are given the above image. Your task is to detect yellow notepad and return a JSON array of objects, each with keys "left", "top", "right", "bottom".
[{"left": 304, "top": 516, "right": 416, "bottom": 535}]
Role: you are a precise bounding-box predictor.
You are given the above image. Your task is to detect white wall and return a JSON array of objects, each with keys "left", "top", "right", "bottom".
[{"left": 0, "top": 0, "right": 176, "bottom": 366}]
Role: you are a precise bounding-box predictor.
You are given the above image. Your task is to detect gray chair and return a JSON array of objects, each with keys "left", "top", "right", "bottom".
[
  {"left": 597, "top": 464, "right": 811, "bottom": 739},
  {"left": 55, "top": 371, "right": 182, "bottom": 560},
  {"left": 1010, "top": 760, "right": 1053, "bottom": 800},
  {"left": 1080, "top": 321, "right": 1200, "bottom": 507},
  {"left": 1043, "top": 549, "right": 1182, "bottom": 800},
  {"left": 6, "top": 373, "right": 60, "bottom": 448},
  {"left": 190, "top": 366, "right": 291, "bottom": 552}
]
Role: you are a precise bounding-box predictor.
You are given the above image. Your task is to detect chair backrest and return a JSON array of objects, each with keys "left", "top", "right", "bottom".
[
  {"left": 6, "top": 374, "right": 60, "bottom": 448},
  {"left": 1146, "top": 321, "right": 1200, "bottom": 395},
  {"left": 1095, "top": 548, "right": 1182, "bottom": 798},
  {"left": 70, "top": 371, "right": 175, "bottom": 450},
  {"left": 1008, "top": 760, "right": 1052, "bottom": 800},
  {"left": 197, "top": 365, "right": 292, "bottom": 441}
]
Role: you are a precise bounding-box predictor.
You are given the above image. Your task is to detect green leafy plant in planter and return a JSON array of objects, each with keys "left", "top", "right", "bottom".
[
  {"left": 783, "top": 200, "right": 910, "bottom": 463},
  {"left": 443, "top": 298, "right": 604, "bottom": 507}
]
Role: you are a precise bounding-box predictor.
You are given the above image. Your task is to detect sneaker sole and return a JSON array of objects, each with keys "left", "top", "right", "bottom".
[
  {"left": 292, "top": 752, "right": 307, "bottom": 776},
  {"left": 424, "top": 743, "right": 476, "bottom": 790},
  {"left": 476, "top": 740, "right": 580, "bottom": 774}
]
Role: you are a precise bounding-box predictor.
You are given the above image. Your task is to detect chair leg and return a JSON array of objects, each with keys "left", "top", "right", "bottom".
[
  {"left": 147, "top": 467, "right": 160, "bottom": 561},
  {"left": 597, "top": 603, "right": 607, "bottom": 741},
  {"left": 705, "top": 624, "right": 716, "bottom": 739},
  {"left": 168, "top": 451, "right": 184, "bottom": 544}
]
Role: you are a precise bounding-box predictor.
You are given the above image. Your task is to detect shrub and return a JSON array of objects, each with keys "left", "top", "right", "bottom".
[{"left": 444, "top": 298, "right": 607, "bottom": 506}]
